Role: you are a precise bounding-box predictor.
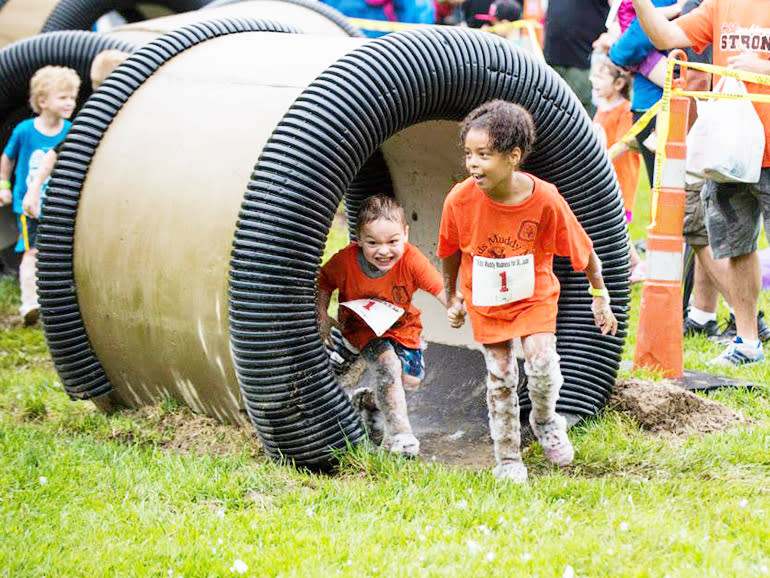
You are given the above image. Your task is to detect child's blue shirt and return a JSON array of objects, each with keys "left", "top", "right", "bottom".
[{"left": 3, "top": 117, "right": 71, "bottom": 215}]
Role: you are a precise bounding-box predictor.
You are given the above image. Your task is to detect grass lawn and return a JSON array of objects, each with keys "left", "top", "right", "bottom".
[{"left": 1, "top": 184, "right": 770, "bottom": 577}]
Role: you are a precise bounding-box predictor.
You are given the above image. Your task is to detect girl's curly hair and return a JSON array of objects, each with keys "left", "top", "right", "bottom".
[{"left": 460, "top": 100, "right": 536, "bottom": 162}]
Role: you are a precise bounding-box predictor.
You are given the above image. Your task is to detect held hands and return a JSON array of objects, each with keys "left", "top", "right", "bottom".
[
  {"left": 447, "top": 293, "right": 466, "bottom": 328},
  {"left": 0, "top": 188, "right": 10, "bottom": 207},
  {"left": 592, "top": 296, "right": 618, "bottom": 336},
  {"left": 727, "top": 52, "right": 770, "bottom": 75}
]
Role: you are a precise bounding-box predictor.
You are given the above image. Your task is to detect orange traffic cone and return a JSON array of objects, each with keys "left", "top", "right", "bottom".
[{"left": 633, "top": 94, "right": 690, "bottom": 378}]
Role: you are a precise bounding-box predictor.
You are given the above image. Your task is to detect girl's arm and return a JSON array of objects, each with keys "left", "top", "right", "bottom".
[
  {"left": 442, "top": 251, "right": 466, "bottom": 328},
  {"left": 584, "top": 250, "right": 618, "bottom": 335}
]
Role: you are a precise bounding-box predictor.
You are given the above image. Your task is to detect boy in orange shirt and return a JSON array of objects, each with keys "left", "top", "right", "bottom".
[
  {"left": 438, "top": 100, "right": 618, "bottom": 482},
  {"left": 317, "top": 195, "right": 447, "bottom": 457}
]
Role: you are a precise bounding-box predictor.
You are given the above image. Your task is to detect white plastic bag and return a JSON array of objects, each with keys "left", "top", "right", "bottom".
[{"left": 686, "top": 76, "right": 765, "bottom": 184}]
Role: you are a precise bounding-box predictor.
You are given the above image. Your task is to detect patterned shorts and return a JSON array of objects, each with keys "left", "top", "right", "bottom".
[{"left": 362, "top": 338, "right": 425, "bottom": 380}]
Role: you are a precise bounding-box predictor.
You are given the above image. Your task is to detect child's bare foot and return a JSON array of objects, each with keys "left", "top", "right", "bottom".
[
  {"left": 530, "top": 414, "right": 574, "bottom": 466},
  {"left": 382, "top": 432, "right": 420, "bottom": 458}
]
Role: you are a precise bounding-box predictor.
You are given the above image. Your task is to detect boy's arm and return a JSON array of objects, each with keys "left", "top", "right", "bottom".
[
  {"left": 22, "top": 149, "right": 56, "bottom": 218},
  {"left": 584, "top": 250, "right": 618, "bottom": 335},
  {"left": 0, "top": 153, "right": 14, "bottom": 206},
  {"left": 316, "top": 287, "right": 339, "bottom": 341},
  {"left": 442, "top": 251, "right": 466, "bottom": 328}
]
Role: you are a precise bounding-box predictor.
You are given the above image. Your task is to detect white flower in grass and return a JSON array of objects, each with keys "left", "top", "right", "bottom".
[
  {"left": 455, "top": 499, "right": 468, "bottom": 510},
  {"left": 563, "top": 564, "right": 575, "bottom": 578},
  {"left": 521, "top": 553, "right": 533, "bottom": 562},
  {"left": 619, "top": 522, "right": 630, "bottom": 532},
  {"left": 230, "top": 559, "right": 248, "bottom": 574},
  {"left": 739, "top": 499, "right": 749, "bottom": 508},
  {"left": 474, "top": 524, "right": 490, "bottom": 535},
  {"left": 38, "top": 476, "right": 47, "bottom": 485},
  {"left": 466, "top": 540, "right": 481, "bottom": 554},
  {"left": 305, "top": 507, "right": 315, "bottom": 517},
  {"left": 215, "top": 509, "right": 225, "bottom": 519},
  {"left": 418, "top": 534, "right": 426, "bottom": 541},
  {"left": 485, "top": 551, "right": 496, "bottom": 563},
  {"left": 759, "top": 564, "right": 768, "bottom": 575}
]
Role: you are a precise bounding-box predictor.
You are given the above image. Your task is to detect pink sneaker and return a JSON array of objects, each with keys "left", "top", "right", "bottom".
[{"left": 529, "top": 414, "right": 574, "bottom": 467}]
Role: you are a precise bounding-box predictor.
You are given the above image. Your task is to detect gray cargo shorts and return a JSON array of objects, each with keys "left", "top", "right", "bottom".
[{"left": 702, "top": 168, "right": 770, "bottom": 259}]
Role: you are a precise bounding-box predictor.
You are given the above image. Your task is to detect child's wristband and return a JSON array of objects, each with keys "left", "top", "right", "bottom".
[
  {"left": 588, "top": 287, "right": 611, "bottom": 303},
  {"left": 0, "top": 180, "right": 10, "bottom": 189}
]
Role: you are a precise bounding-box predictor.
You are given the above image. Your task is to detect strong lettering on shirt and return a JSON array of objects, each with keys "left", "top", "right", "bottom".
[{"left": 719, "top": 24, "right": 770, "bottom": 54}]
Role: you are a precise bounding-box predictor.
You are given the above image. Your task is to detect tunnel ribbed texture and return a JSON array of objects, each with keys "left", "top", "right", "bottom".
[
  {"left": 36, "top": 18, "right": 302, "bottom": 402},
  {"left": 40, "top": 0, "right": 210, "bottom": 32},
  {"left": 230, "top": 27, "right": 630, "bottom": 468},
  {"left": 203, "top": 0, "right": 364, "bottom": 38},
  {"left": 0, "top": 31, "right": 135, "bottom": 122}
]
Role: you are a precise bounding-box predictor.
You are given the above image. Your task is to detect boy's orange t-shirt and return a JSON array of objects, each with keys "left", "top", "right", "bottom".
[
  {"left": 318, "top": 242, "right": 444, "bottom": 351},
  {"left": 594, "top": 99, "right": 641, "bottom": 213},
  {"left": 437, "top": 174, "right": 593, "bottom": 344},
  {"left": 675, "top": 0, "right": 770, "bottom": 167}
]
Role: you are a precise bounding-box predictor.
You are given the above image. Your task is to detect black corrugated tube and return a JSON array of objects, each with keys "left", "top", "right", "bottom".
[
  {"left": 40, "top": 0, "right": 211, "bottom": 33},
  {"left": 230, "top": 27, "right": 630, "bottom": 468},
  {"left": 36, "top": 18, "right": 303, "bottom": 402},
  {"left": 0, "top": 31, "right": 136, "bottom": 124},
  {"left": 203, "top": 0, "right": 365, "bottom": 38}
]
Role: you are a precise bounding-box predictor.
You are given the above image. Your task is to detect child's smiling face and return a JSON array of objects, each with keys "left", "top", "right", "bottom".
[
  {"left": 39, "top": 88, "right": 77, "bottom": 120},
  {"left": 464, "top": 127, "right": 520, "bottom": 198},
  {"left": 359, "top": 217, "right": 408, "bottom": 272}
]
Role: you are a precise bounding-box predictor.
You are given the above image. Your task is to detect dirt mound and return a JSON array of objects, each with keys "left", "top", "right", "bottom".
[{"left": 611, "top": 379, "right": 745, "bottom": 436}]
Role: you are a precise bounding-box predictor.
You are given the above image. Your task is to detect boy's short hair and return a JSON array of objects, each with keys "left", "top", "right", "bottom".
[
  {"left": 355, "top": 195, "right": 407, "bottom": 237},
  {"left": 29, "top": 66, "right": 81, "bottom": 114},
  {"left": 90, "top": 50, "right": 131, "bottom": 89},
  {"left": 460, "top": 99, "right": 536, "bottom": 162}
]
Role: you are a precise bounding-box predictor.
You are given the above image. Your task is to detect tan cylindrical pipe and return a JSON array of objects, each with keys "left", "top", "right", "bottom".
[
  {"left": 0, "top": 0, "right": 60, "bottom": 48},
  {"left": 75, "top": 33, "right": 365, "bottom": 425},
  {"left": 105, "top": 1, "right": 358, "bottom": 46}
]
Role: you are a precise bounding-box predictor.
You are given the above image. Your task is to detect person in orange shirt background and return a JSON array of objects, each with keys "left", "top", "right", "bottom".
[
  {"left": 590, "top": 57, "right": 645, "bottom": 282},
  {"left": 317, "top": 195, "right": 447, "bottom": 458},
  {"left": 438, "top": 100, "right": 618, "bottom": 483}
]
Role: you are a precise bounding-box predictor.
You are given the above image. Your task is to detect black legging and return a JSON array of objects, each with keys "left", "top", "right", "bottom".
[{"left": 633, "top": 110, "right": 655, "bottom": 187}]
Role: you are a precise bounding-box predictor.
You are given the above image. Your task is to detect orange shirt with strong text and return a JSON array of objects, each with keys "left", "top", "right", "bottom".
[
  {"left": 437, "top": 174, "right": 593, "bottom": 344},
  {"left": 676, "top": 0, "right": 770, "bottom": 167},
  {"left": 318, "top": 242, "right": 444, "bottom": 350}
]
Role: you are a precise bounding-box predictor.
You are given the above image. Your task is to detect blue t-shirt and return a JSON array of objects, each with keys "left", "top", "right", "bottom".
[
  {"left": 319, "top": 0, "right": 435, "bottom": 38},
  {"left": 2, "top": 118, "right": 71, "bottom": 215}
]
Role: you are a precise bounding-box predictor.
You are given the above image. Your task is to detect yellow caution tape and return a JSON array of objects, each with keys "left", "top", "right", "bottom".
[
  {"left": 648, "top": 56, "right": 770, "bottom": 226},
  {"left": 346, "top": 19, "right": 545, "bottom": 60},
  {"left": 607, "top": 99, "right": 662, "bottom": 159},
  {"left": 20, "top": 213, "right": 29, "bottom": 252}
]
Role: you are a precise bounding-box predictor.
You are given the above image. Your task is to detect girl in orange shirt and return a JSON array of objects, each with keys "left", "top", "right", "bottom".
[
  {"left": 318, "top": 195, "right": 447, "bottom": 458},
  {"left": 591, "top": 58, "right": 645, "bottom": 282},
  {"left": 438, "top": 100, "right": 617, "bottom": 482}
]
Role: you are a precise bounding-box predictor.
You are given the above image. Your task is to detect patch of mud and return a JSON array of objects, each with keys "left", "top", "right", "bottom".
[{"left": 611, "top": 379, "right": 746, "bottom": 436}]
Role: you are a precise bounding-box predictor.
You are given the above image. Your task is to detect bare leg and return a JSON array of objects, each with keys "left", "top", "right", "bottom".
[
  {"left": 728, "top": 252, "right": 760, "bottom": 342},
  {"left": 373, "top": 349, "right": 418, "bottom": 456},
  {"left": 483, "top": 341, "right": 527, "bottom": 482},
  {"left": 18, "top": 248, "right": 39, "bottom": 325},
  {"left": 522, "top": 333, "right": 574, "bottom": 467},
  {"left": 692, "top": 244, "right": 730, "bottom": 310}
]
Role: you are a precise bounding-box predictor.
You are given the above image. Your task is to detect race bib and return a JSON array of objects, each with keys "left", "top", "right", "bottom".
[
  {"left": 471, "top": 254, "right": 534, "bottom": 307},
  {"left": 341, "top": 298, "right": 405, "bottom": 336}
]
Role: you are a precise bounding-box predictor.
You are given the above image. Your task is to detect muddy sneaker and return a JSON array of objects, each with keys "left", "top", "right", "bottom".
[
  {"left": 350, "top": 387, "right": 385, "bottom": 446},
  {"left": 382, "top": 432, "right": 420, "bottom": 458},
  {"left": 708, "top": 337, "right": 764, "bottom": 366},
  {"left": 492, "top": 460, "right": 528, "bottom": 483},
  {"left": 19, "top": 301, "right": 40, "bottom": 326},
  {"left": 529, "top": 414, "right": 574, "bottom": 467}
]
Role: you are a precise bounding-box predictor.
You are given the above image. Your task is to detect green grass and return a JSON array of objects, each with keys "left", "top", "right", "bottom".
[{"left": 1, "top": 193, "right": 770, "bottom": 577}]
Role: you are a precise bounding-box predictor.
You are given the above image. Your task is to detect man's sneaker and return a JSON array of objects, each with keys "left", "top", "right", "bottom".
[
  {"left": 350, "top": 387, "right": 384, "bottom": 446},
  {"left": 529, "top": 413, "right": 574, "bottom": 467},
  {"left": 683, "top": 316, "right": 719, "bottom": 338},
  {"left": 715, "top": 311, "right": 770, "bottom": 344},
  {"left": 382, "top": 432, "right": 420, "bottom": 458},
  {"left": 492, "top": 460, "right": 528, "bottom": 483},
  {"left": 19, "top": 301, "right": 40, "bottom": 326},
  {"left": 708, "top": 337, "right": 764, "bottom": 366}
]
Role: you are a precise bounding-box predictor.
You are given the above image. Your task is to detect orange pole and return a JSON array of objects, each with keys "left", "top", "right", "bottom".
[{"left": 633, "top": 95, "right": 690, "bottom": 378}]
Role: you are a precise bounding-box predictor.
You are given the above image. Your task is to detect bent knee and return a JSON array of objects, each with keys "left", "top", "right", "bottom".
[{"left": 524, "top": 348, "right": 560, "bottom": 377}]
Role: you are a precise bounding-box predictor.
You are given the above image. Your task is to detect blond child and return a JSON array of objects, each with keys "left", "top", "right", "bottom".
[
  {"left": 438, "top": 100, "right": 618, "bottom": 482},
  {"left": 317, "top": 195, "right": 447, "bottom": 457},
  {"left": 590, "top": 58, "right": 644, "bottom": 282},
  {"left": 22, "top": 50, "right": 131, "bottom": 220},
  {"left": 0, "top": 66, "right": 80, "bottom": 325}
]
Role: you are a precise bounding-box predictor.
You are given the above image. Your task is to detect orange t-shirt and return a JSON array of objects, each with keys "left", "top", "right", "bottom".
[
  {"left": 437, "top": 174, "right": 593, "bottom": 344},
  {"left": 318, "top": 242, "right": 444, "bottom": 350},
  {"left": 676, "top": 0, "right": 770, "bottom": 167},
  {"left": 594, "top": 99, "right": 641, "bottom": 213}
]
